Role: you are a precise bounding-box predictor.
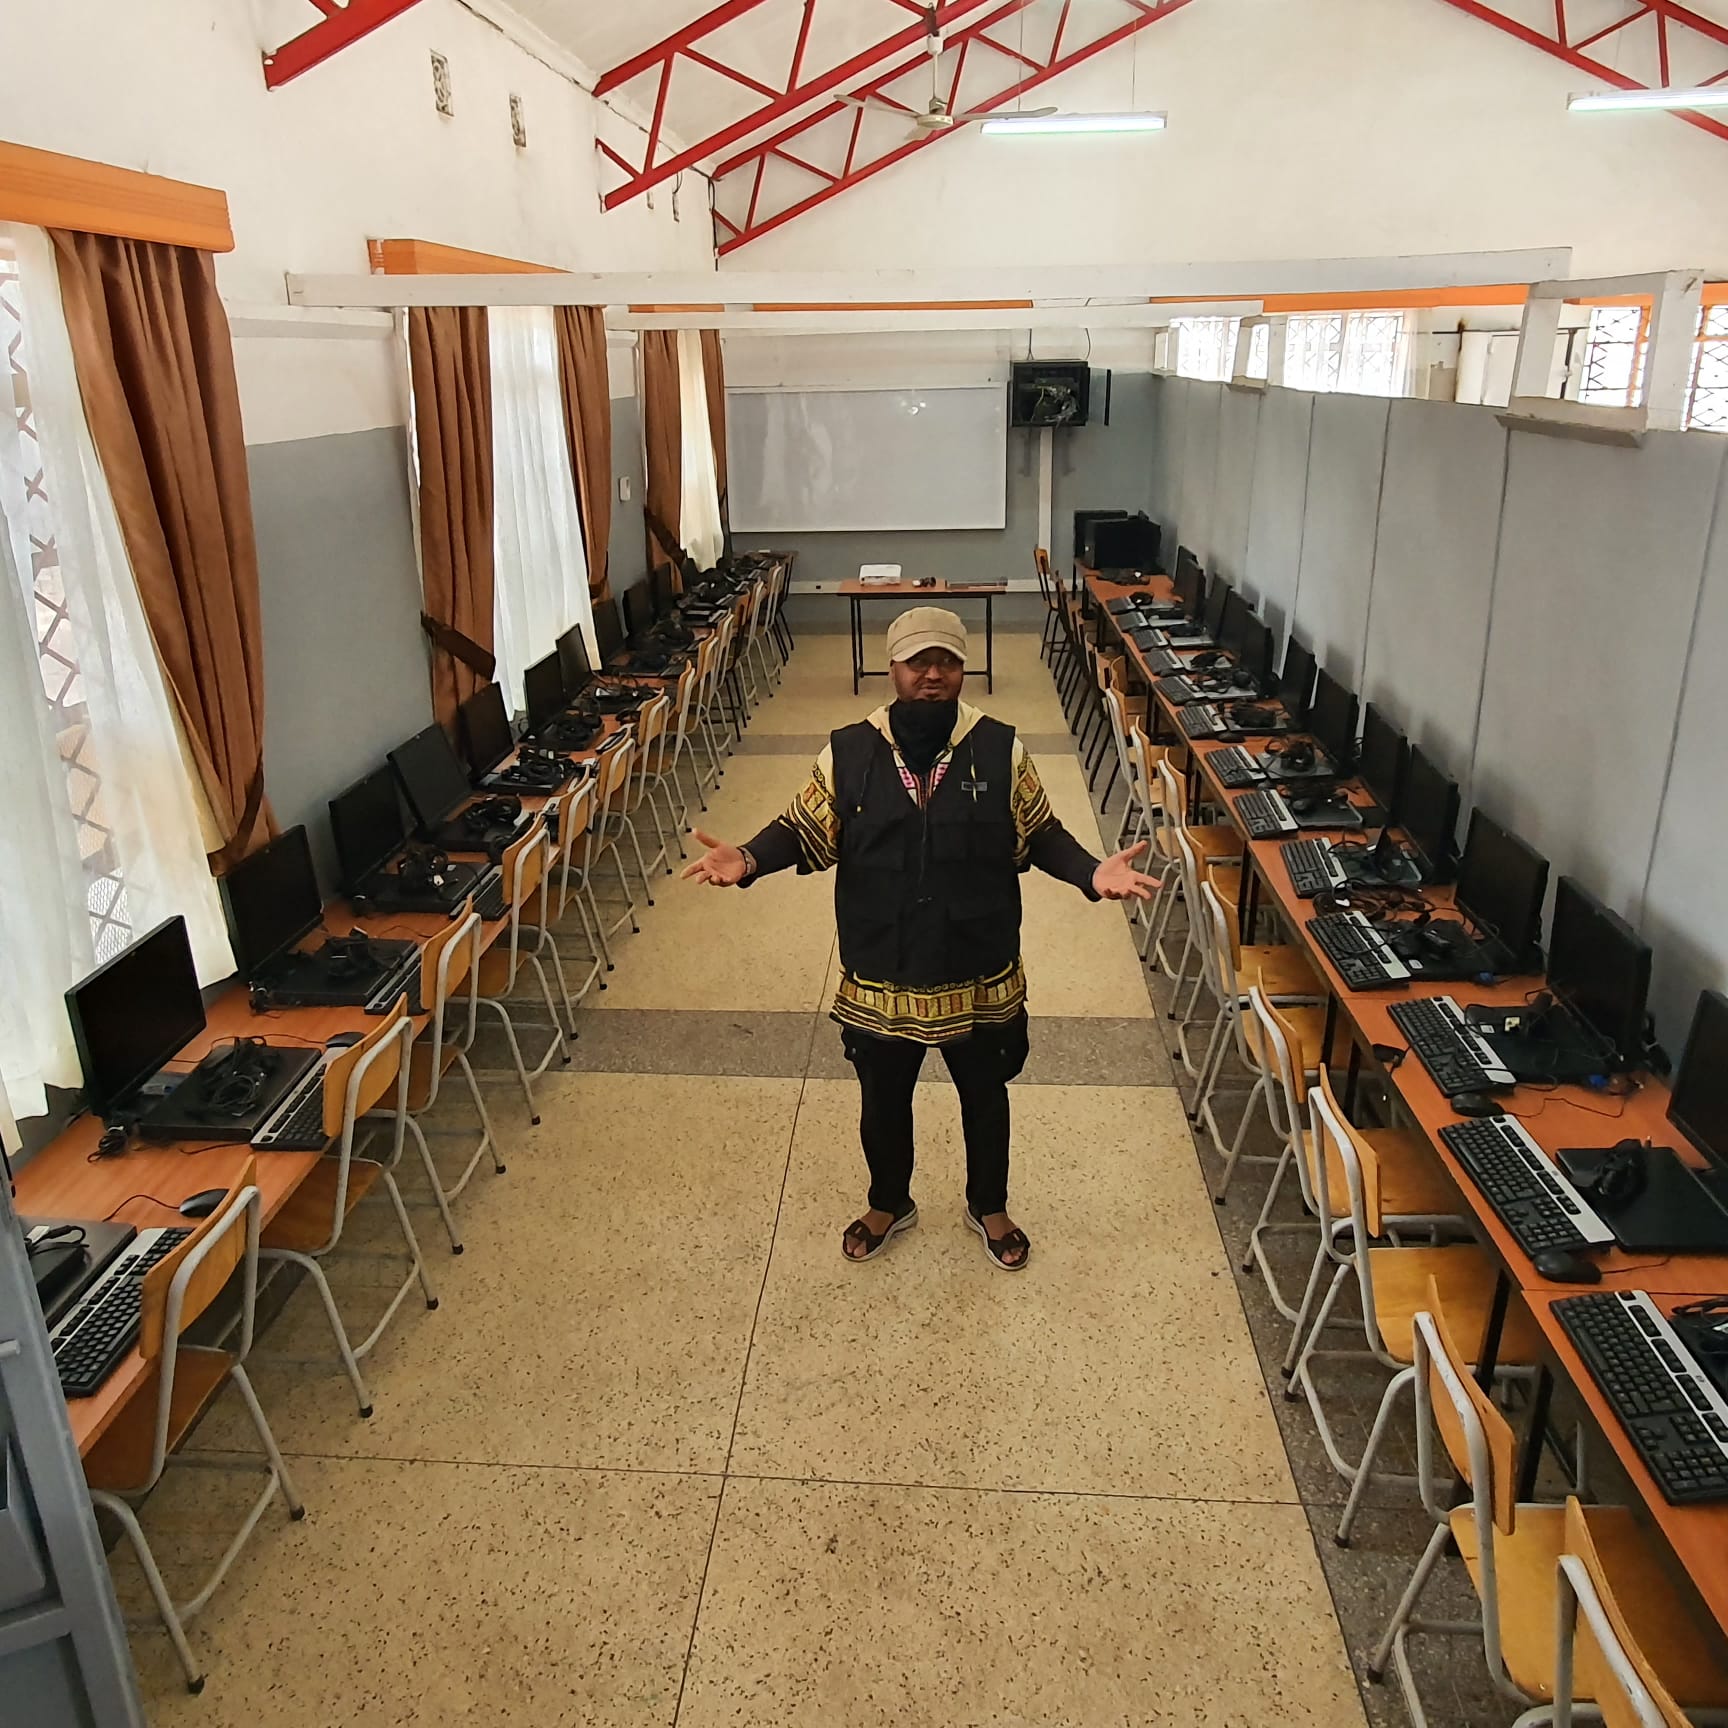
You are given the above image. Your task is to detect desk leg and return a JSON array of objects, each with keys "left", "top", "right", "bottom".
[
  {"left": 1343, "top": 1040, "right": 1363, "bottom": 1116},
  {"left": 1243, "top": 858, "right": 1262, "bottom": 945},
  {"left": 985, "top": 596, "right": 995, "bottom": 693},
  {"left": 850, "top": 598, "right": 861, "bottom": 695},
  {"left": 1515, "top": 1366, "right": 1556, "bottom": 1502},
  {"left": 1474, "top": 1270, "right": 1511, "bottom": 1392}
]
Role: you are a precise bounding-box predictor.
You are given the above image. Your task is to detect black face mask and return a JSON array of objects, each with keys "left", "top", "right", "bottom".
[{"left": 888, "top": 698, "right": 958, "bottom": 775}]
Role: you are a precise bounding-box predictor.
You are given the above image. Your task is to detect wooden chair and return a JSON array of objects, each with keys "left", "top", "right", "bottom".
[
  {"left": 625, "top": 691, "right": 676, "bottom": 882},
  {"left": 1150, "top": 757, "right": 1243, "bottom": 992},
  {"left": 399, "top": 901, "right": 502, "bottom": 1255},
  {"left": 1369, "top": 1283, "right": 1728, "bottom": 1726},
  {"left": 583, "top": 732, "right": 644, "bottom": 945},
  {"left": 85, "top": 1166, "right": 302, "bottom": 1694},
  {"left": 1033, "top": 546, "right": 1063, "bottom": 665},
  {"left": 543, "top": 777, "right": 609, "bottom": 999},
  {"left": 258, "top": 998, "right": 438, "bottom": 1419}
]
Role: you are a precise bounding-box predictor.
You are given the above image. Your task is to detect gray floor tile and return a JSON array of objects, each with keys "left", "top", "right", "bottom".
[{"left": 563, "top": 1008, "right": 822, "bottom": 1078}]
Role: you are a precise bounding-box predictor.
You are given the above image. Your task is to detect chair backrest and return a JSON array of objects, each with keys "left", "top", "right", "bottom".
[
  {"left": 1246, "top": 985, "right": 1308, "bottom": 1158},
  {"left": 595, "top": 733, "right": 634, "bottom": 808},
  {"left": 413, "top": 903, "right": 482, "bottom": 1106},
  {"left": 324, "top": 994, "right": 412, "bottom": 1139},
  {"left": 1155, "top": 757, "right": 1186, "bottom": 830},
  {"left": 1033, "top": 547, "right": 1055, "bottom": 610},
  {"left": 1414, "top": 1274, "right": 1517, "bottom": 1535},
  {"left": 1557, "top": 1497, "right": 1691, "bottom": 1728},
  {"left": 1102, "top": 686, "right": 1139, "bottom": 792},
  {"left": 502, "top": 814, "right": 552, "bottom": 937},
  {"left": 1199, "top": 877, "right": 1245, "bottom": 1007},
  {"left": 138, "top": 1163, "right": 258, "bottom": 1363}
]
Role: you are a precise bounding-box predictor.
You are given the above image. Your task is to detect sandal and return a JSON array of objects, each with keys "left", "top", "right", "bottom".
[
  {"left": 841, "top": 1201, "right": 917, "bottom": 1263},
  {"left": 966, "top": 1208, "right": 1031, "bottom": 1272}
]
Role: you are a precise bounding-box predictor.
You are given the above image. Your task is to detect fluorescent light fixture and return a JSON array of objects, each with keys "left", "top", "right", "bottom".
[
  {"left": 981, "top": 111, "right": 1167, "bottom": 136},
  {"left": 1568, "top": 86, "right": 1728, "bottom": 112}
]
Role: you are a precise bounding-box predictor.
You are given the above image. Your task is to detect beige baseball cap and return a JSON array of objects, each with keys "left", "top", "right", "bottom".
[{"left": 886, "top": 606, "right": 968, "bottom": 665}]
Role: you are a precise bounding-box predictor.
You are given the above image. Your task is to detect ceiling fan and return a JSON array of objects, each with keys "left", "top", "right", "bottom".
[{"left": 838, "top": 5, "right": 1056, "bottom": 134}]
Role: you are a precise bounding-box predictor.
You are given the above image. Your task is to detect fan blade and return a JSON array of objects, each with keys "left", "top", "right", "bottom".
[
  {"left": 956, "top": 104, "right": 1059, "bottom": 123},
  {"left": 838, "top": 94, "right": 901, "bottom": 112}
]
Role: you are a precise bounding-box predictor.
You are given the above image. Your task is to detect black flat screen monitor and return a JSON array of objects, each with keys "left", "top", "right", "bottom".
[
  {"left": 1202, "top": 575, "right": 1231, "bottom": 639},
  {"left": 1218, "top": 589, "right": 1252, "bottom": 660},
  {"left": 220, "top": 826, "right": 323, "bottom": 978},
  {"left": 458, "top": 683, "right": 514, "bottom": 776},
  {"left": 1455, "top": 809, "right": 1549, "bottom": 966},
  {"left": 1398, "top": 745, "right": 1459, "bottom": 873},
  {"left": 1356, "top": 705, "right": 1407, "bottom": 813},
  {"left": 1175, "top": 544, "right": 1202, "bottom": 585},
  {"left": 1306, "top": 669, "right": 1358, "bottom": 767},
  {"left": 620, "top": 584, "right": 651, "bottom": 644},
  {"left": 1236, "top": 614, "right": 1275, "bottom": 689},
  {"left": 390, "top": 723, "right": 473, "bottom": 834},
  {"left": 330, "top": 767, "right": 407, "bottom": 892},
  {"left": 1278, "top": 637, "right": 1317, "bottom": 721},
  {"left": 1546, "top": 877, "right": 1651, "bottom": 1067},
  {"left": 650, "top": 566, "right": 678, "bottom": 621},
  {"left": 1091, "top": 514, "right": 1159, "bottom": 572},
  {"left": 66, "top": 916, "right": 206, "bottom": 1115},
  {"left": 556, "top": 627, "right": 591, "bottom": 696},
  {"left": 1173, "top": 559, "right": 1204, "bottom": 619},
  {"left": 524, "top": 653, "right": 567, "bottom": 730},
  {"left": 1669, "top": 990, "right": 1728, "bottom": 1174},
  {"left": 593, "top": 597, "right": 625, "bottom": 668}
]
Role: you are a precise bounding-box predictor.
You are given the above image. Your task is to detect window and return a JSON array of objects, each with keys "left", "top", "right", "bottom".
[
  {"left": 1576, "top": 301, "right": 1727, "bottom": 432},
  {"left": 1170, "top": 316, "right": 1240, "bottom": 383},
  {"left": 1246, "top": 322, "right": 1270, "bottom": 381},
  {"left": 1283, "top": 311, "right": 1412, "bottom": 397},
  {"left": 0, "top": 225, "right": 232, "bottom": 1117},
  {"left": 1691, "top": 305, "right": 1728, "bottom": 434}
]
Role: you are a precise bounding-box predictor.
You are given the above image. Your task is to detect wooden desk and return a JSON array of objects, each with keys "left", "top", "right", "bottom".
[{"left": 838, "top": 580, "right": 1000, "bottom": 694}]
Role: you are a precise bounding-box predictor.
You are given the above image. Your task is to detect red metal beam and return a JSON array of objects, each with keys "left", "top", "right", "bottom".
[
  {"left": 261, "top": 0, "right": 427, "bottom": 89},
  {"left": 1431, "top": 0, "right": 1728, "bottom": 145},
  {"left": 594, "top": 0, "right": 1004, "bottom": 208},
  {"left": 711, "top": 0, "right": 1194, "bottom": 254}
]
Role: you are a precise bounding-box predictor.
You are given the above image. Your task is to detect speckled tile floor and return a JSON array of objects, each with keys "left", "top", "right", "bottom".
[{"left": 125, "top": 627, "right": 1528, "bottom": 1725}]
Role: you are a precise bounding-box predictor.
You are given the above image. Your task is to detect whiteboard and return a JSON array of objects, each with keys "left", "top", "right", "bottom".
[{"left": 726, "top": 386, "right": 1007, "bottom": 532}]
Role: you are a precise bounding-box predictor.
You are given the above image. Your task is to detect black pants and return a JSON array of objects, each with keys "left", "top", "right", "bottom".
[{"left": 843, "top": 1012, "right": 1030, "bottom": 1218}]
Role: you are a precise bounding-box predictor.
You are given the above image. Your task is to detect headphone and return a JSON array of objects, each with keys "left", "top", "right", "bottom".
[
  {"left": 321, "top": 930, "right": 380, "bottom": 980},
  {"left": 1191, "top": 649, "right": 1229, "bottom": 672},
  {"left": 399, "top": 843, "right": 453, "bottom": 893},
  {"left": 1575, "top": 1139, "right": 1647, "bottom": 1206},
  {"left": 462, "top": 795, "right": 523, "bottom": 836},
  {"left": 1269, "top": 737, "right": 1317, "bottom": 774},
  {"left": 197, "top": 1038, "right": 275, "bottom": 1120}
]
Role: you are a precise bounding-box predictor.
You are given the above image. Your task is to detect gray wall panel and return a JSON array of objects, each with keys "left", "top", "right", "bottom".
[
  {"left": 1049, "top": 372, "right": 1157, "bottom": 573},
  {"left": 1180, "top": 382, "right": 1222, "bottom": 569},
  {"left": 1635, "top": 457, "right": 1728, "bottom": 1055},
  {"left": 1293, "top": 394, "right": 1390, "bottom": 688},
  {"left": 1361, "top": 399, "right": 1507, "bottom": 788},
  {"left": 250, "top": 428, "right": 433, "bottom": 894},
  {"left": 607, "top": 393, "right": 646, "bottom": 598},
  {"left": 1244, "top": 388, "right": 1314, "bottom": 646},
  {"left": 1210, "top": 386, "right": 1261, "bottom": 587},
  {"left": 1472, "top": 430, "right": 1726, "bottom": 922}
]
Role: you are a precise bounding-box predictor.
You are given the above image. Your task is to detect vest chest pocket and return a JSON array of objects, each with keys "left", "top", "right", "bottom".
[{"left": 929, "top": 811, "right": 1016, "bottom": 864}]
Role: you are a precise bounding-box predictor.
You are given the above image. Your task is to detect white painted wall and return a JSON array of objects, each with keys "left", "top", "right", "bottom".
[
  {"left": 721, "top": 0, "right": 1728, "bottom": 279},
  {"left": 4, "top": 0, "right": 713, "bottom": 443}
]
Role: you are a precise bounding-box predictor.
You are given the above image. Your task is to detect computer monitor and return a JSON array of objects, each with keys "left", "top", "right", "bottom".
[
  {"left": 389, "top": 723, "right": 474, "bottom": 834},
  {"left": 1202, "top": 575, "right": 1231, "bottom": 639},
  {"left": 1398, "top": 745, "right": 1459, "bottom": 874},
  {"left": 1236, "top": 614, "right": 1275, "bottom": 689},
  {"left": 1218, "top": 589, "right": 1252, "bottom": 660},
  {"left": 593, "top": 597, "right": 625, "bottom": 668},
  {"left": 620, "top": 584, "right": 651, "bottom": 644},
  {"left": 65, "top": 916, "right": 206, "bottom": 1115},
  {"left": 1074, "top": 509, "right": 1127, "bottom": 567},
  {"left": 1175, "top": 544, "right": 1202, "bottom": 585},
  {"left": 1545, "top": 877, "right": 1651, "bottom": 1068},
  {"left": 1306, "top": 669, "right": 1359, "bottom": 767},
  {"left": 1454, "top": 809, "right": 1549, "bottom": 966},
  {"left": 1173, "top": 559, "right": 1204, "bottom": 619},
  {"left": 1669, "top": 990, "right": 1728, "bottom": 1176},
  {"left": 329, "top": 766, "right": 407, "bottom": 893},
  {"left": 220, "top": 826, "right": 324, "bottom": 979},
  {"left": 524, "top": 652, "right": 567, "bottom": 731},
  {"left": 1091, "top": 514, "right": 1159, "bottom": 572},
  {"left": 1278, "top": 637, "right": 1317, "bottom": 721},
  {"left": 1356, "top": 704, "right": 1407, "bottom": 814},
  {"left": 650, "top": 566, "right": 678, "bottom": 621},
  {"left": 458, "top": 683, "right": 515, "bottom": 776},
  {"left": 556, "top": 626, "right": 591, "bottom": 696}
]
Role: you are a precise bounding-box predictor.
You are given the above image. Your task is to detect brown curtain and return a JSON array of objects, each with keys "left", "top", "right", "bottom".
[
  {"left": 554, "top": 305, "right": 612, "bottom": 605},
  {"left": 51, "top": 230, "right": 271, "bottom": 870},
  {"left": 700, "top": 328, "right": 728, "bottom": 527},
  {"left": 639, "top": 329, "right": 682, "bottom": 586},
  {"left": 407, "top": 306, "right": 494, "bottom": 732}
]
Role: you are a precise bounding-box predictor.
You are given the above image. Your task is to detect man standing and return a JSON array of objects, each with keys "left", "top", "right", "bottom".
[{"left": 683, "top": 607, "right": 1156, "bottom": 1270}]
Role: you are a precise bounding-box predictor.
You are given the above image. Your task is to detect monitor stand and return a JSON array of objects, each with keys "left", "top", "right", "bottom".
[{"left": 1558, "top": 1145, "right": 1728, "bottom": 1254}]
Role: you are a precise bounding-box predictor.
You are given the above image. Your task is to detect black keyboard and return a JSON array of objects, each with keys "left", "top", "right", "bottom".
[
  {"left": 1235, "top": 789, "right": 1297, "bottom": 839},
  {"left": 1440, "top": 1115, "right": 1613, "bottom": 1255},
  {"left": 52, "top": 1227, "right": 191, "bottom": 1397},
  {"left": 474, "top": 866, "right": 507, "bottom": 923},
  {"left": 365, "top": 954, "right": 423, "bottom": 1016},
  {"left": 1281, "top": 837, "right": 1346, "bottom": 898},
  {"left": 1209, "top": 746, "right": 1264, "bottom": 789},
  {"left": 1178, "top": 702, "right": 1233, "bottom": 739},
  {"left": 1554, "top": 1291, "right": 1728, "bottom": 1503},
  {"left": 1308, "top": 911, "right": 1413, "bottom": 989},
  {"left": 1159, "top": 676, "right": 1202, "bottom": 704},
  {"left": 1389, "top": 996, "right": 1515, "bottom": 1096},
  {"left": 252, "top": 1061, "right": 330, "bottom": 1152}
]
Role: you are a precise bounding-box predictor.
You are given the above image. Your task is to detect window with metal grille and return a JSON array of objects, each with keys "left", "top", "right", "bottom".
[
  {"left": 1577, "top": 302, "right": 1728, "bottom": 432},
  {"left": 1170, "top": 316, "right": 1239, "bottom": 383},
  {"left": 1283, "top": 311, "right": 1412, "bottom": 396},
  {"left": 0, "top": 246, "right": 132, "bottom": 961},
  {"left": 1689, "top": 306, "right": 1728, "bottom": 434}
]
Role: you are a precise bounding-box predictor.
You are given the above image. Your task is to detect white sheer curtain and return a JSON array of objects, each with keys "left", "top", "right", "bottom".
[
  {"left": 676, "top": 329, "right": 724, "bottom": 571},
  {"left": 0, "top": 224, "right": 233, "bottom": 1118},
  {"left": 489, "top": 304, "right": 594, "bottom": 715}
]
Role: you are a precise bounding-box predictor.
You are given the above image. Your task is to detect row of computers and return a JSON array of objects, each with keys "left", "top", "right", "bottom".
[{"left": 1114, "top": 546, "right": 1728, "bottom": 1502}]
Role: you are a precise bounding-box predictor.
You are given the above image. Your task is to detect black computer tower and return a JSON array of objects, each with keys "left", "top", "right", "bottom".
[
  {"left": 1091, "top": 513, "right": 1161, "bottom": 573},
  {"left": 1074, "top": 510, "right": 1127, "bottom": 566}
]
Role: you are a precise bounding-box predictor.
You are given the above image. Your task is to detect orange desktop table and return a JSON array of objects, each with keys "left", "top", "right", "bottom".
[{"left": 839, "top": 579, "right": 1000, "bottom": 694}]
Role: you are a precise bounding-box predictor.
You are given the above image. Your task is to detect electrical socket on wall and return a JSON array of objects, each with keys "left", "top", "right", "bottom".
[{"left": 618, "top": 477, "right": 633, "bottom": 503}]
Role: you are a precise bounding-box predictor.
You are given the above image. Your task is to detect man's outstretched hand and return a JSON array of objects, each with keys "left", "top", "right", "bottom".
[
  {"left": 682, "top": 830, "right": 750, "bottom": 887},
  {"left": 1092, "top": 840, "right": 1161, "bottom": 902}
]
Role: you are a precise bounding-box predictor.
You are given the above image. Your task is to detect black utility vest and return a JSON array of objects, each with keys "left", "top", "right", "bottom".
[{"left": 830, "top": 715, "right": 1020, "bottom": 988}]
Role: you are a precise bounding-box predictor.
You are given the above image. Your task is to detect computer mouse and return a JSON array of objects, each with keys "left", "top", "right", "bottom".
[
  {"left": 179, "top": 1188, "right": 228, "bottom": 1220},
  {"left": 1532, "top": 1249, "right": 1603, "bottom": 1285},
  {"left": 1450, "top": 1091, "right": 1503, "bottom": 1118},
  {"left": 1289, "top": 795, "right": 1324, "bottom": 816}
]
